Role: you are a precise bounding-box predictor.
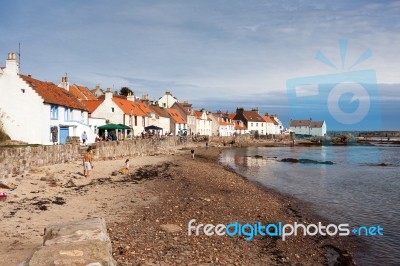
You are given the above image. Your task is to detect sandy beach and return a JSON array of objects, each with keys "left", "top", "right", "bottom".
[{"left": 0, "top": 147, "right": 356, "bottom": 265}]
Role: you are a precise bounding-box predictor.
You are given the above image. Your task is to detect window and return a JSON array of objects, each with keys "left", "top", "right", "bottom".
[
  {"left": 134, "top": 116, "right": 138, "bottom": 126},
  {"left": 256, "top": 123, "right": 258, "bottom": 127},
  {"left": 111, "top": 107, "right": 115, "bottom": 112},
  {"left": 50, "top": 105, "right": 58, "bottom": 120},
  {"left": 251, "top": 123, "right": 253, "bottom": 127},
  {"left": 64, "top": 108, "right": 73, "bottom": 121}
]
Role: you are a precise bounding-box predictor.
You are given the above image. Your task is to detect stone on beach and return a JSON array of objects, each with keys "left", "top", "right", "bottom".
[
  {"left": 27, "top": 217, "right": 116, "bottom": 266},
  {"left": 159, "top": 224, "right": 182, "bottom": 233}
]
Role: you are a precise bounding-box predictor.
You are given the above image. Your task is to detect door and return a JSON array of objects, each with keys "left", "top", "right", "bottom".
[{"left": 60, "top": 127, "right": 69, "bottom": 144}]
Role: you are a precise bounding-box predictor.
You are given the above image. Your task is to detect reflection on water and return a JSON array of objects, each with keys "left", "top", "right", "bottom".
[{"left": 220, "top": 146, "right": 400, "bottom": 265}]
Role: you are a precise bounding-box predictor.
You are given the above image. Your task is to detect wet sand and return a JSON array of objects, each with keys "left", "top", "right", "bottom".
[{"left": 0, "top": 147, "right": 356, "bottom": 265}]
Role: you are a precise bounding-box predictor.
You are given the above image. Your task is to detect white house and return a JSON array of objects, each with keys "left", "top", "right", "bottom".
[
  {"left": 150, "top": 105, "right": 171, "bottom": 134},
  {"left": 171, "top": 101, "right": 196, "bottom": 135},
  {"left": 233, "top": 108, "right": 266, "bottom": 135},
  {"left": 167, "top": 108, "right": 187, "bottom": 135},
  {"left": 233, "top": 120, "right": 248, "bottom": 135},
  {"left": 289, "top": 119, "right": 327, "bottom": 137},
  {"left": 262, "top": 115, "right": 276, "bottom": 135},
  {"left": 87, "top": 90, "right": 153, "bottom": 137},
  {"left": 158, "top": 91, "right": 177, "bottom": 108},
  {"left": 0, "top": 53, "right": 94, "bottom": 144},
  {"left": 209, "top": 113, "right": 235, "bottom": 136},
  {"left": 195, "top": 110, "right": 212, "bottom": 136},
  {"left": 271, "top": 115, "right": 284, "bottom": 134}
]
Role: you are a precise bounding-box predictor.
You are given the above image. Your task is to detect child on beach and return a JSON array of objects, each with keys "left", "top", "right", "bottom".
[
  {"left": 122, "top": 159, "right": 130, "bottom": 174},
  {"left": 191, "top": 149, "right": 195, "bottom": 159},
  {"left": 83, "top": 147, "right": 93, "bottom": 177}
]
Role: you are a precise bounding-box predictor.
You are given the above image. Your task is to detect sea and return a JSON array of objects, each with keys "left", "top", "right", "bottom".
[{"left": 219, "top": 145, "right": 400, "bottom": 265}]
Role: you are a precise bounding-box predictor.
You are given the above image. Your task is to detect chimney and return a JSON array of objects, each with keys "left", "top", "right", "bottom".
[
  {"left": 252, "top": 107, "right": 259, "bottom": 114},
  {"left": 165, "top": 91, "right": 171, "bottom": 95},
  {"left": 4, "top": 52, "right": 19, "bottom": 74},
  {"left": 105, "top": 88, "right": 113, "bottom": 100},
  {"left": 58, "top": 76, "right": 69, "bottom": 91},
  {"left": 127, "top": 92, "right": 136, "bottom": 102},
  {"left": 236, "top": 107, "right": 244, "bottom": 115}
]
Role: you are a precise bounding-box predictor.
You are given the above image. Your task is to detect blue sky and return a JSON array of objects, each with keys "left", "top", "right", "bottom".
[{"left": 0, "top": 0, "right": 399, "bottom": 130}]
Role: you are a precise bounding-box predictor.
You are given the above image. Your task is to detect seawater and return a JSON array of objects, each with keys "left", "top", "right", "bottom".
[{"left": 220, "top": 145, "right": 400, "bottom": 265}]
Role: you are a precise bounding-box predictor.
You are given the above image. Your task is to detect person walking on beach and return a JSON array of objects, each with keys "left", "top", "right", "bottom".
[
  {"left": 205, "top": 141, "right": 209, "bottom": 149},
  {"left": 124, "top": 159, "right": 130, "bottom": 175},
  {"left": 191, "top": 149, "right": 195, "bottom": 159},
  {"left": 82, "top": 131, "right": 88, "bottom": 146},
  {"left": 83, "top": 147, "right": 93, "bottom": 177}
]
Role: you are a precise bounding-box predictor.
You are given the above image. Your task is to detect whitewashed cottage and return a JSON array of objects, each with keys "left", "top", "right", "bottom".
[{"left": 0, "top": 53, "right": 94, "bottom": 144}]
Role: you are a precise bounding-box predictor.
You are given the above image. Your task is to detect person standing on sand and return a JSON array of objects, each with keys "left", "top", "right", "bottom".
[
  {"left": 125, "top": 159, "right": 130, "bottom": 174},
  {"left": 191, "top": 149, "right": 195, "bottom": 159},
  {"left": 83, "top": 147, "right": 93, "bottom": 177},
  {"left": 82, "top": 131, "right": 88, "bottom": 146}
]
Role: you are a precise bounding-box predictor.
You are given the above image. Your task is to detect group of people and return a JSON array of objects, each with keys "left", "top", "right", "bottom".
[{"left": 82, "top": 146, "right": 130, "bottom": 177}]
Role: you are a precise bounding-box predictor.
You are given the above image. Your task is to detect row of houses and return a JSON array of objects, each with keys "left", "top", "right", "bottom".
[{"left": 0, "top": 53, "right": 325, "bottom": 145}]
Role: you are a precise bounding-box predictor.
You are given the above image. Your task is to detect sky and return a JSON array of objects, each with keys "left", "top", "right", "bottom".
[{"left": 0, "top": 0, "right": 399, "bottom": 130}]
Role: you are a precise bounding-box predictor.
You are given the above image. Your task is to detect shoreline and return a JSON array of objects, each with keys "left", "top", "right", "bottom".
[
  {"left": 109, "top": 147, "right": 357, "bottom": 265},
  {"left": 0, "top": 146, "right": 358, "bottom": 265}
]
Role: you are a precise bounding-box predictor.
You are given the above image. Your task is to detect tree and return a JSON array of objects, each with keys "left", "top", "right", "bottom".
[{"left": 119, "top": 87, "right": 133, "bottom": 96}]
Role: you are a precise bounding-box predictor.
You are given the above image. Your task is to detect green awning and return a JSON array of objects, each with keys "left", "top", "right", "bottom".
[{"left": 98, "top": 123, "right": 131, "bottom": 130}]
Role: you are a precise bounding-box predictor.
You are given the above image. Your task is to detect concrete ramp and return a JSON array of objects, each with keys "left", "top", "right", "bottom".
[{"left": 27, "top": 217, "right": 116, "bottom": 266}]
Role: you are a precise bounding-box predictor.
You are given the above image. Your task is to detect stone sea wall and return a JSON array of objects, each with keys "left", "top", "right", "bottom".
[{"left": 0, "top": 137, "right": 192, "bottom": 176}]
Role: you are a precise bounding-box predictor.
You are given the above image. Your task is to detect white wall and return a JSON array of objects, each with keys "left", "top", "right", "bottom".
[
  {"left": 158, "top": 117, "right": 170, "bottom": 134},
  {"left": 265, "top": 122, "right": 275, "bottom": 135},
  {"left": 0, "top": 74, "right": 48, "bottom": 144},
  {"left": 158, "top": 94, "right": 177, "bottom": 108},
  {"left": 247, "top": 121, "right": 265, "bottom": 134},
  {"left": 91, "top": 97, "right": 124, "bottom": 125},
  {"left": 290, "top": 125, "right": 310, "bottom": 135},
  {"left": 0, "top": 61, "right": 93, "bottom": 144}
]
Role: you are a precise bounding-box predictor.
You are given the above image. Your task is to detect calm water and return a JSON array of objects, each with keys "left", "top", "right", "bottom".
[{"left": 220, "top": 146, "right": 400, "bottom": 265}]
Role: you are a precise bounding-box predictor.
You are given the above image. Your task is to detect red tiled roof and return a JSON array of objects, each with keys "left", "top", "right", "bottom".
[
  {"left": 262, "top": 116, "right": 275, "bottom": 123},
  {"left": 195, "top": 110, "right": 212, "bottom": 121},
  {"left": 70, "top": 84, "right": 97, "bottom": 101},
  {"left": 173, "top": 102, "right": 190, "bottom": 115},
  {"left": 82, "top": 100, "right": 103, "bottom": 113},
  {"left": 271, "top": 117, "right": 279, "bottom": 125},
  {"left": 167, "top": 108, "right": 186, "bottom": 124},
  {"left": 218, "top": 120, "right": 234, "bottom": 126},
  {"left": 136, "top": 101, "right": 153, "bottom": 116},
  {"left": 194, "top": 111, "right": 203, "bottom": 119},
  {"left": 112, "top": 98, "right": 146, "bottom": 116},
  {"left": 234, "top": 120, "right": 247, "bottom": 130},
  {"left": 20, "top": 74, "right": 88, "bottom": 111},
  {"left": 290, "top": 120, "right": 324, "bottom": 128},
  {"left": 290, "top": 120, "right": 311, "bottom": 127},
  {"left": 150, "top": 105, "right": 169, "bottom": 118},
  {"left": 242, "top": 111, "right": 264, "bottom": 122},
  {"left": 228, "top": 113, "right": 236, "bottom": 120},
  {"left": 310, "top": 121, "right": 324, "bottom": 128}
]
